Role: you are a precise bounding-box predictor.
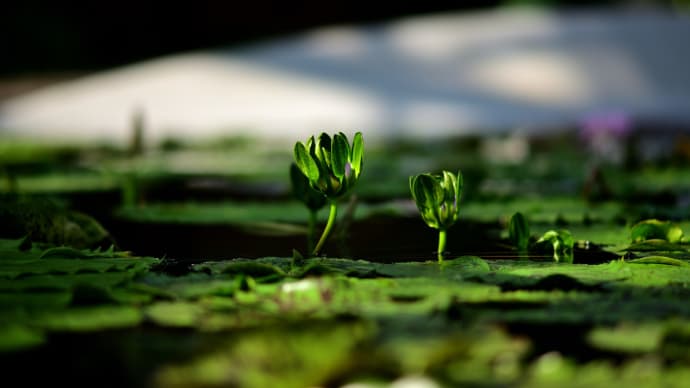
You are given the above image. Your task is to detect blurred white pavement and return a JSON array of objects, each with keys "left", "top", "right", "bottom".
[{"left": 1, "top": 7, "right": 690, "bottom": 144}]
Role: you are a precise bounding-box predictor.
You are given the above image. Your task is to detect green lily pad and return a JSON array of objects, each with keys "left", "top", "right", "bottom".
[
  {"left": 153, "top": 321, "right": 374, "bottom": 388},
  {"left": 587, "top": 324, "right": 663, "bottom": 354},
  {"left": 35, "top": 305, "right": 142, "bottom": 332},
  {"left": 145, "top": 301, "right": 206, "bottom": 328},
  {"left": 0, "top": 272, "right": 139, "bottom": 291},
  {"left": 0, "top": 257, "right": 158, "bottom": 279},
  {"left": 628, "top": 256, "right": 690, "bottom": 267},
  {"left": 0, "top": 325, "right": 46, "bottom": 352}
]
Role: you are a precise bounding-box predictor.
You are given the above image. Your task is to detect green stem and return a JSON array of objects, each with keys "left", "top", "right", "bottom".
[
  {"left": 437, "top": 229, "right": 447, "bottom": 263},
  {"left": 313, "top": 201, "right": 337, "bottom": 256},
  {"left": 307, "top": 209, "right": 317, "bottom": 255}
]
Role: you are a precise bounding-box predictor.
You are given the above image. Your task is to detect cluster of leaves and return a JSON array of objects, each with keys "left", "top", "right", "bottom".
[
  {"left": 409, "top": 170, "right": 464, "bottom": 262},
  {"left": 293, "top": 132, "right": 363, "bottom": 200},
  {"left": 291, "top": 132, "right": 364, "bottom": 256}
]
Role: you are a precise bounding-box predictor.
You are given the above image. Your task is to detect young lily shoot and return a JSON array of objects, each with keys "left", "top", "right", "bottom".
[
  {"left": 537, "top": 229, "right": 574, "bottom": 263},
  {"left": 409, "top": 170, "right": 463, "bottom": 263},
  {"left": 293, "top": 132, "right": 363, "bottom": 256}
]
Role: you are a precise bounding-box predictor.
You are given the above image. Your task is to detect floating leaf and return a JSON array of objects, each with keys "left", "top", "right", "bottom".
[
  {"left": 40, "top": 246, "right": 90, "bottom": 259},
  {"left": 145, "top": 302, "right": 205, "bottom": 328},
  {"left": 624, "top": 240, "right": 688, "bottom": 252},
  {"left": 36, "top": 306, "right": 142, "bottom": 332},
  {"left": 588, "top": 324, "right": 662, "bottom": 354},
  {"left": 0, "top": 325, "right": 45, "bottom": 352},
  {"left": 443, "top": 256, "right": 491, "bottom": 276},
  {"left": 0, "top": 257, "right": 158, "bottom": 280},
  {"left": 627, "top": 256, "right": 690, "bottom": 267}
]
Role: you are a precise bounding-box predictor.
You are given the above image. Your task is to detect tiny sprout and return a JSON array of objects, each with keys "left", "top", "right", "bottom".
[
  {"left": 537, "top": 229, "right": 574, "bottom": 263},
  {"left": 409, "top": 170, "right": 463, "bottom": 263},
  {"left": 293, "top": 132, "right": 364, "bottom": 256}
]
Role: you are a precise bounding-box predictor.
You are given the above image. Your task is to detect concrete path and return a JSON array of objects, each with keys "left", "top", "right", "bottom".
[{"left": 1, "top": 7, "right": 689, "bottom": 145}]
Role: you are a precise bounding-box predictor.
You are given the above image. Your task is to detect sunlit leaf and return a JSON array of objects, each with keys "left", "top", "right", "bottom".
[
  {"left": 331, "top": 132, "right": 350, "bottom": 179},
  {"left": 350, "top": 132, "right": 364, "bottom": 174},
  {"left": 294, "top": 141, "right": 319, "bottom": 182}
]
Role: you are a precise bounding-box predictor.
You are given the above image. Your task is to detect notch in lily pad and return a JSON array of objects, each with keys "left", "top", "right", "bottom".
[
  {"left": 409, "top": 170, "right": 463, "bottom": 263},
  {"left": 293, "top": 132, "right": 363, "bottom": 256}
]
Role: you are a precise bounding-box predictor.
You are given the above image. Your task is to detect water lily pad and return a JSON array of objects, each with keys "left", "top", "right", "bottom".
[
  {"left": 0, "top": 272, "right": 139, "bottom": 291},
  {"left": 0, "top": 325, "right": 45, "bottom": 352},
  {"left": 153, "top": 321, "right": 373, "bottom": 388},
  {"left": 35, "top": 306, "right": 142, "bottom": 331},
  {"left": 588, "top": 324, "right": 662, "bottom": 354},
  {"left": 0, "top": 257, "right": 158, "bottom": 279},
  {"left": 145, "top": 301, "right": 205, "bottom": 328}
]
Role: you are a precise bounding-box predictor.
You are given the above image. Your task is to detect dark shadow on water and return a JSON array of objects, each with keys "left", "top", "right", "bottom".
[{"left": 108, "top": 215, "right": 508, "bottom": 263}]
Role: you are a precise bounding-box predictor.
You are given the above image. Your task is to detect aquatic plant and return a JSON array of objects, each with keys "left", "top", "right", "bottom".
[
  {"left": 537, "top": 229, "right": 574, "bottom": 263},
  {"left": 508, "top": 211, "right": 530, "bottom": 257},
  {"left": 293, "top": 132, "right": 363, "bottom": 256},
  {"left": 409, "top": 170, "right": 463, "bottom": 263}
]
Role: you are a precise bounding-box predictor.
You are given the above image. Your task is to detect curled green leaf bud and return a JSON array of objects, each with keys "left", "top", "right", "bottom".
[
  {"left": 293, "top": 132, "right": 363, "bottom": 200},
  {"left": 409, "top": 170, "right": 463, "bottom": 230}
]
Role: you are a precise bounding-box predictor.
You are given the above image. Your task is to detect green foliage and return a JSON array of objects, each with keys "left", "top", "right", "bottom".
[
  {"left": 508, "top": 212, "right": 530, "bottom": 255},
  {"left": 537, "top": 229, "right": 574, "bottom": 263},
  {"left": 0, "top": 325, "right": 45, "bottom": 352},
  {"left": 627, "top": 256, "right": 690, "bottom": 267},
  {"left": 410, "top": 170, "right": 463, "bottom": 262},
  {"left": 631, "top": 219, "right": 684, "bottom": 243},
  {"left": 293, "top": 132, "right": 364, "bottom": 256},
  {"left": 293, "top": 132, "right": 363, "bottom": 200},
  {"left": 409, "top": 170, "right": 463, "bottom": 230},
  {"left": 289, "top": 163, "right": 327, "bottom": 211}
]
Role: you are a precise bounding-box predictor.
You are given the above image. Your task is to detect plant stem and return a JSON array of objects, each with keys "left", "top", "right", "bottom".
[
  {"left": 437, "top": 229, "right": 447, "bottom": 263},
  {"left": 307, "top": 209, "right": 317, "bottom": 255},
  {"left": 313, "top": 201, "right": 337, "bottom": 256}
]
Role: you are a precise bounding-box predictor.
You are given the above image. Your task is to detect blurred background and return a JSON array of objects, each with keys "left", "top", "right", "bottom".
[{"left": 2, "top": 0, "right": 690, "bottom": 144}]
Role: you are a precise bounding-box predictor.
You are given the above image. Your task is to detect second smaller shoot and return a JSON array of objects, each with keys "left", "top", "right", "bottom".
[{"left": 410, "top": 170, "right": 463, "bottom": 263}]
